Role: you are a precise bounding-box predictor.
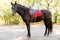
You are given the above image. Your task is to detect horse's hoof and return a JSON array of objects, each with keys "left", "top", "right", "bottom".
[
  {"left": 44, "top": 34, "right": 46, "bottom": 36},
  {"left": 47, "top": 34, "right": 49, "bottom": 36},
  {"left": 44, "top": 34, "right": 49, "bottom": 37},
  {"left": 27, "top": 35, "right": 31, "bottom": 37}
]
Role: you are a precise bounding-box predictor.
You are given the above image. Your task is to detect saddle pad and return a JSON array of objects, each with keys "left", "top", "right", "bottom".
[
  {"left": 30, "top": 9, "right": 38, "bottom": 15},
  {"left": 28, "top": 8, "right": 42, "bottom": 18}
]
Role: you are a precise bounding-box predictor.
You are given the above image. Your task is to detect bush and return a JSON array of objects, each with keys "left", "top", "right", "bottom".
[
  {"left": 13, "top": 20, "right": 20, "bottom": 25},
  {"left": 9, "top": 20, "right": 20, "bottom": 25}
]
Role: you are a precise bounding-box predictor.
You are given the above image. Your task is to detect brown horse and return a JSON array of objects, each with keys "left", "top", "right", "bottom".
[{"left": 11, "top": 2, "right": 53, "bottom": 37}]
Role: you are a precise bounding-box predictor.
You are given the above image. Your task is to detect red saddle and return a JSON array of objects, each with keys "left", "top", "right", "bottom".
[
  {"left": 34, "top": 10, "right": 42, "bottom": 18},
  {"left": 28, "top": 8, "right": 42, "bottom": 18}
]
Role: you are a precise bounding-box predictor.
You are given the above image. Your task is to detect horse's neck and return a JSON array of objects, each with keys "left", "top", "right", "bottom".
[
  {"left": 17, "top": 8, "right": 24, "bottom": 18},
  {"left": 17, "top": 5, "right": 30, "bottom": 19}
]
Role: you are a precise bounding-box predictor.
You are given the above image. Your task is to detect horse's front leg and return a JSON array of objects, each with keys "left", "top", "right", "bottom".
[{"left": 26, "top": 22, "right": 31, "bottom": 37}]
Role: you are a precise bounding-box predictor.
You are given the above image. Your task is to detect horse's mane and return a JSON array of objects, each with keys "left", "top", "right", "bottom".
[{"left": 17, "top": 4, "right": 28, "bottom": 10}]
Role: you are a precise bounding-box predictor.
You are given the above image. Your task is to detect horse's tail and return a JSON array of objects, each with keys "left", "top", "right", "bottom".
[
  {"left": 48, "top": 22, "right": 53, "bottom": 33},
  {"left": 49, "top": 12, "right": 53, "bottom": 33}
]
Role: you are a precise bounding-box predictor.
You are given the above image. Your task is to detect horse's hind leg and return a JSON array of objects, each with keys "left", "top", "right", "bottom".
[
  {"left": 43, "top": 20, "right": 48, "bottom": 36},
  {"left": 44, "top": 26, "right": 48, "bottom": 36},
  {"left": 45, "top": 19, "right": 53, "bottom": 36},
  {"left": 47, "top": 27, "right": 50, "bottom": 36}
]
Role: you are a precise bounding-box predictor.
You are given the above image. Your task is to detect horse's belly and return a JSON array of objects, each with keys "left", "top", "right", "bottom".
[{"left": 33, "top": 17, "right": 43, "bottom": 22}]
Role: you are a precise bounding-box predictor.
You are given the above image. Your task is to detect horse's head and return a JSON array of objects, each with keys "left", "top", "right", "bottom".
[
  {"left": 11, "top": 1, "right": 18, "bottom": 16},
  {"left": 11, "top": 1, "right": 28, "bottom": 17}
]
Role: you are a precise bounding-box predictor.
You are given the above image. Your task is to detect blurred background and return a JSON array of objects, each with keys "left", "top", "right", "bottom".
[{"left": 0, "top": 0, "right": 60, "bottom": 25}]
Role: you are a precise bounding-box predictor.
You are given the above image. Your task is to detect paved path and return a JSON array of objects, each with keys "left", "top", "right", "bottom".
[{"left": 0, "top": 25, "right": 60, "bottom": 40}]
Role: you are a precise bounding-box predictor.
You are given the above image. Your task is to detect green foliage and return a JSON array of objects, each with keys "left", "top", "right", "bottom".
[
  {"left": 54, "top": 11, "right": 59, "bottom": 16},
  {"left": 0, "top": 0, "right": 60, "bottom": 25},
  {"left": 13, "top": 20, "right": 19, "bottom": 25},
  {"left": 58, "top": 19, "right": 60, "bottom": 23},
  {"left": 9, "top": 19, "right": 20, "bottom": 25}
]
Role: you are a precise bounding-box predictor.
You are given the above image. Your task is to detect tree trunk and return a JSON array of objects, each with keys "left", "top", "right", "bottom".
[{"left": 55, "top": 16, "right": 57, "bottom": 23}]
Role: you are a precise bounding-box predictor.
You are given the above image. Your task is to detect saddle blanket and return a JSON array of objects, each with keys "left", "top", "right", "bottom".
[{"left": 28, "top": 8, "right": 42, "bottom": 18}]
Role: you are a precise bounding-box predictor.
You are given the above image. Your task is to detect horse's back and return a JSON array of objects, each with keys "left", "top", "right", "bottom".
[{"left": 41, "top": 9, "right": 51, "bottom": 15}]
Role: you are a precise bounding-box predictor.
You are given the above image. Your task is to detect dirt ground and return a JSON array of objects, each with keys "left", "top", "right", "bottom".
[{"left": 0, "top": 25, "right": 60, "bottom": 40}]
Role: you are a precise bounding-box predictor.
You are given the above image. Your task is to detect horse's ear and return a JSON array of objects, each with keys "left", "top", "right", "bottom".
[
  {"left": 15, "top": 1, "right": 17, "bottom": 5},
  {"left": 11, "top": 2, "right": 13, "bottom": 5}
]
